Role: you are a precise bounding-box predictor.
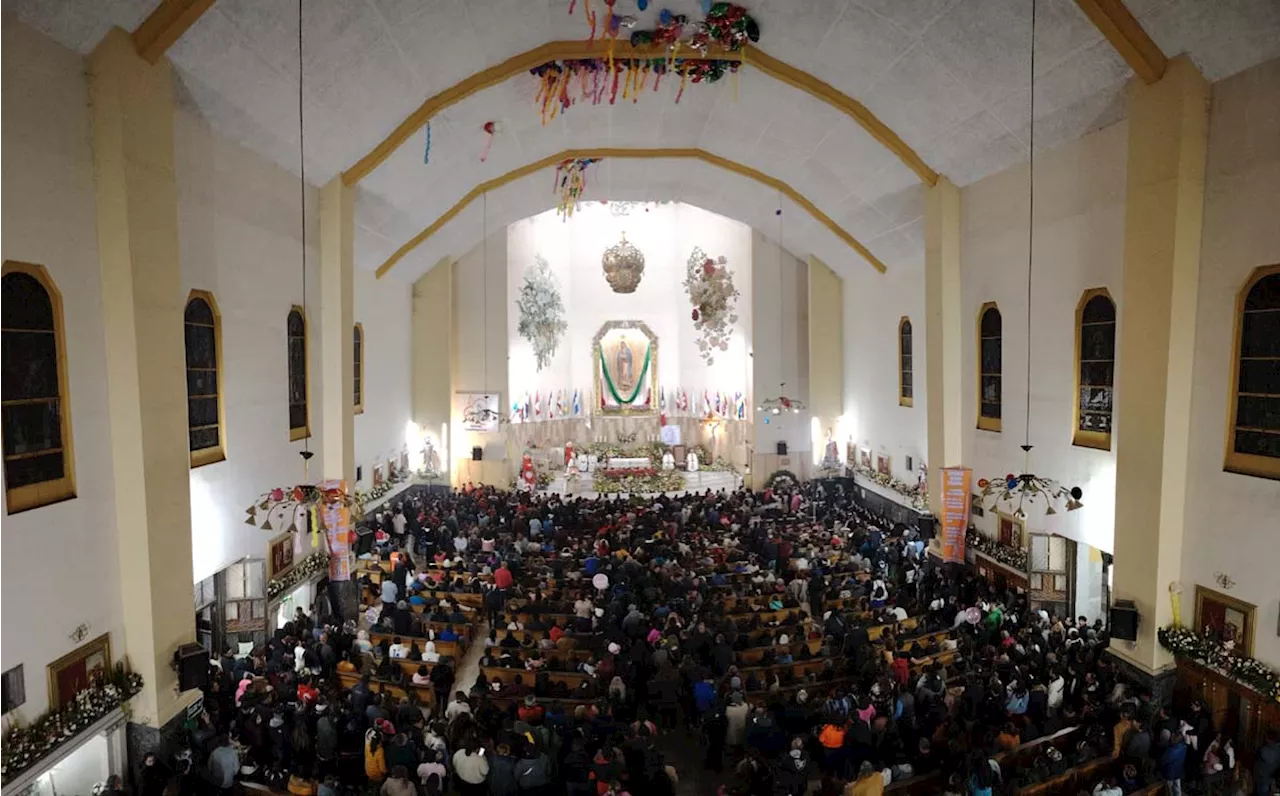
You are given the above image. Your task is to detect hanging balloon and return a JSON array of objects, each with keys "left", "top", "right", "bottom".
[
  {"left": 1070, "top": 486, "right": 1083, "bottom": 500},
  {"left": 592, "top": 573, "right": 609, "bottom": 590},
  {"left": 479, "top": 121, "right": 496, "bottom": 162},
  {"left": 966, "top": 607, "right": 982, "bottom": 625},
  {"left": 637, "top": 0, "right": 648, "bottom": 8}
]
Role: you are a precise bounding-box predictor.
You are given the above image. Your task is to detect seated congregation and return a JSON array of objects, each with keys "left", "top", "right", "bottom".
[{"left": 183, "top": 483, "right": 1251, "bottom": 796}]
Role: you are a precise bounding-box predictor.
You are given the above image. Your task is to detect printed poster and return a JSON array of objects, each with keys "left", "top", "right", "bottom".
[{"left": 939, "top": 466, "right": 972, "bottom": 564}]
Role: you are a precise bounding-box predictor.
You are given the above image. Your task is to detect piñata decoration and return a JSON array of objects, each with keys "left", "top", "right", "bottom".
[
  {"left": 554, "top": 157, "right": 601, "bottom": 219},
  {"left": 691, "top": 3, "right": 760, "bottom": 52},
  {"left": 532, "top": 58, "right": 739, "bottom": 121}
]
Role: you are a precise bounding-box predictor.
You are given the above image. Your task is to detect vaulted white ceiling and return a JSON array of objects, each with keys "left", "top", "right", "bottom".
[{"left": 8, "top": 0, "right": 1280, "bottom": 280}]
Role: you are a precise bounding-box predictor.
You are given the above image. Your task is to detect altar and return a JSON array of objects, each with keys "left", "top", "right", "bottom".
[{"left": 605, "top": 457, "right": 651, "bottom": 469}]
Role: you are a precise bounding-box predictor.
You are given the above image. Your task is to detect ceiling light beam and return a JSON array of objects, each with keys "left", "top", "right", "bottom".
[
  {"left": 1074, "top": 0, "right": 1167, "bottom": 84},
  {"left": 131, "top": 0, "right": 217, "bottom": 64},
  {"left": 342, "top": 40, "right": 937, "bottom": 188},
  {"left": 374, "top": 147, "right": 888, "bottom": 279}
]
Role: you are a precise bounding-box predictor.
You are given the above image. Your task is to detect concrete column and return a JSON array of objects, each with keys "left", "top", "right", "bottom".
[
  {"left": 412, "top": 258, "right": 454, "bottom": 477},
  {"left": 807, "top": 255, "right": 844, "bottom": 461},
  {"left": 88, "top": 28, "right": 195, "bottom": 725},
  {"left": 924, "top": 177, "right": 964, "bottom": 514},
  {"left": 319, "top": 176, "right": 354, "bottom": 484},
  {"left": 1111, "top": 56, "right": 1209, "bottom": 676}
]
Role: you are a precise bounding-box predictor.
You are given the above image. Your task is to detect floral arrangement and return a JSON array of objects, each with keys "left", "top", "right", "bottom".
[
  {"left": 267, "top": 551, "right": 329, "bottom": 599},
  {"left": 763, "top": 469, "right": 798, "bottom": 491},
  {"left": 1159, "top": 625, "right": 1280, "bottom": 702},
  {"left": 684, "top": 247, "right": 739, "bottom": 365},
  {"left": 593, "top": 469, "right": 686, "bottom": 494},
  {"left": 535, "top": 471, "right": 556, "bottom": 489},
  {"left": 600, "top": 467, "right": 659, "bottom": 479},
  {"left": 966, "top": 529, "right": 1028, "bottom": 572},
  {"left": 854, "top": 464, "right": 929, "bottom": 512},
  {"left": 2, "top": 664, "right": 143, "bottom": 784},
  {"left": 581, "top": 441, "right": 666, "bottom": 461},
  {"left": 515, "top": 255, "right": 568, "bottom": 370}
]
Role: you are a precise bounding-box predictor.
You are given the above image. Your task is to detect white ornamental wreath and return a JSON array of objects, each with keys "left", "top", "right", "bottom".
[
  {"left": 516, "top": 254, "right": 569, "bottom": 371},
  {"left": 684, "top": 247, "right": 740, "bottom": 365}
]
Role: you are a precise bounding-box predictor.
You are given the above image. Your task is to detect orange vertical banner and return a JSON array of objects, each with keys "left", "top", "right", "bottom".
[{"left": 939, "top": 466, "right": 972, "bottom": 563}]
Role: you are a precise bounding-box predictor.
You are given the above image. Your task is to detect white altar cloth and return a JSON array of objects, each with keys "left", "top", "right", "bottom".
[{"left": 606, "top": 457, "right": 652, "bottom": 470}]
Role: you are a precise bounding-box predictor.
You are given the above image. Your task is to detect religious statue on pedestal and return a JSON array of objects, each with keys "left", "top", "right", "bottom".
[
  {"left": 520, "top": 451, "right": 536, "bottom": 492},
  {"left": 822, "top": 430, "right": 840, "bottom": 468}
]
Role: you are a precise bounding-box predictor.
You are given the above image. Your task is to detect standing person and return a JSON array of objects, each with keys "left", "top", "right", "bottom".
[
  {"left": 381, "top": 575, "right": 399, "bottom": 618},
  {"left": 380, "top": 766, "right": 415, "bottom": 796},
  {"left": 452, "top": 739, "right": 489, "bottom": 796},
  {"left": 207, "top": 735, "right": 239, "bottom": 795},
  {"left": 809, "top": 570, "right": 827, "bottom": 620},
  {"left": 1161, "top": 730, "right": 1188, "bottom": 796},
  {"left": 430, "top": 657, "right": 454, "bottom": 716},
  {"left": 1254, "top": 730, "right": 1280, "bottom": 796},
  {"left": 364, "top": 729, "right": 388, "bottom": 785}
]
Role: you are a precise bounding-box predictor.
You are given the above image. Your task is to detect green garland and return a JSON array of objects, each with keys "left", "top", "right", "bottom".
[
  {"left": 763, "top": 469, "right": 799, "bottom": 490},
  {"left": 1158, "top": 625, "right": 1280, "bottom": 702},
  {"left": 598, "top": 344, "right": 652, "bottom": 404},
  {"left": 2, "top": 664, "right": 143, "bottom": 784},
  {"left": 267, "top": 551, "right": 330, "bottom": 599}
]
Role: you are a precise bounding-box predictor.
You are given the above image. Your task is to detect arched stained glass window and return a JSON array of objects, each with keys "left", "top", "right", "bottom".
[
  {"left": 1225, "top": 265, "right": 1280, "bottom": 479},
  {"left": 185, "top": 291, "right": 225, "bottom": 466},
  {"left": 288, "top": 307, "right": 309, "bottom": 441},
  {"left": 2, "top": 261, "right": 76, "bottom": 513},
  {"left": 899, "top": 317, "right": 913, "bottom": 407},
  {"left": 1074, "top": 289, "right": 1116, "bottom": 450},
  {"left": 978, "top": 303, "right": 1002, "bottom": 432}
]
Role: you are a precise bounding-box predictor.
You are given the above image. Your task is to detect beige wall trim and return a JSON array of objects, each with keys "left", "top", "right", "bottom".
[
  {"left": 376, "top": 147, "right": 887, "bottom": 279},
  {"left": 1073, "top": 0, "right": 1167, "bottom": 84},
  {"left": 806, "top": 255, "right": 845, "bottom": 425},
  {"left": 342, "top": 41, "right": 937, "bottom": 188},
  {"left": 131, "top": 0, "right": 217, "bottom": 65},
  {"left": 925, "top": 177, "right": 964, "bottom": 514},
  {"left": 319, "top": 177, "right": 355, "bottom": 484}
]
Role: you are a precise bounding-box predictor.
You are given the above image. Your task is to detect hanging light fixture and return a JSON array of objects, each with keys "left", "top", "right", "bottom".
[
  {"left": 755, "top": 196, "right": 806, "bottom": 416},
  {"left": 978, "top": 0, "right": 1082, "bottom": 518},
  {"left": 245, "top": 0, "right": 359, "bottom": 535}
]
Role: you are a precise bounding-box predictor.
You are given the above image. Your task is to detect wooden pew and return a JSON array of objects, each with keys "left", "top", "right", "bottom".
[
  {"left": 335, "top": 671, "right": 437, "bottom": 710},
  {"left": 367, "top": 632, "right": 465, "bottom": 660},
  {"left": 481, "top": 666, "right": 592, "bottom": 689}
]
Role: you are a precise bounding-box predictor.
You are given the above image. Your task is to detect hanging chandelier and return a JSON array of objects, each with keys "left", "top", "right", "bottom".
[
  {"left": 757, "top": 383, "right": 805, "bottom": 415},
  {"left": 977, "top": 0, "right": 1081, "bottom": 519}
]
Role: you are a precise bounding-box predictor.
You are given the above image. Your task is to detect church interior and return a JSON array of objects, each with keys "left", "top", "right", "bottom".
[{"left": 2, "top": 1, "right": 1280, "bottom": 794}]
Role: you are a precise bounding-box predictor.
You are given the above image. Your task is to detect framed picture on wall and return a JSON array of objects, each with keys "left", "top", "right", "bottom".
[
  {"left": 1195, "top": 586, "right": 1255, "bottom": 657},
  {"left": 860, "top": 448, "right": 872, "bottom": 469},
  {"left": 846, "top": 442, "right": 856, "bottom": 465},
  {"left": 268, "top": 532, "right": 295, "bottom": 580},
  {"left": 997, "top": 512, "right": 1024, "bottom": 548},
  {"left": 373, "top": 465, "right": 384, "bottom": 487},
  {"left": 970, "top": 494, "right": 985, "bottom": 517},
  {"left": 48, "top": 633, "right": 111, "bottom": 709},
  {"left": 876, "top": 454, "right": 891, "bottom": 476}
]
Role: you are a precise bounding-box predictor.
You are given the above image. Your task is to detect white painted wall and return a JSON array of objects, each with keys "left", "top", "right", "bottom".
[
  {"left": 959, "top": 122, "right": 1127, "bottom": 555},
  {"left": 452, "top": 229, "right": 509, "bottom": 464},
  {"left": 1181, "top": 57, "right": 1280, "bottom": 671},
  {"left": 753, "top": 231, "right": 809, "bottom": 456},
  {"left": 842, "top": 260, "right": 927, "bottom": 484},
  {"left": 174, "top": 110, "right": 327, "bottom": 583},
  {"left": 353, "top": 269, "right": 413, "bottom": 490},
  {"left": 505, "top": 203, "right": 753, "bottom": 414},
  {"left": 1, "top": 19, "right": 126, "bottom": 720}
]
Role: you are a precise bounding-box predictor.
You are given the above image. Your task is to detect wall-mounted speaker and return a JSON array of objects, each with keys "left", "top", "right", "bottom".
[
  {"left": 1110, "top": 600, "right": 1139, "bottom": 641},
  {"left": 472, "top": 446, "right": 483, "bottom": 461},
  {"left": 776, "top": 442, "right": 788, "bottom": 456},
  {"left": 917, "top": 516, "right": 936, "bottom": 540},
  {"left": 173, "top": 643, "right": 210, "bottom": 691}
]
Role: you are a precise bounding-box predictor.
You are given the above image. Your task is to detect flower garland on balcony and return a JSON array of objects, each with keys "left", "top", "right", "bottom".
[
  {"left": 966, "top": 529, "right": 1029, "bottom": 572},
  {"left": 267, "top": 551, "right": 329, "bottom": 599},
  {"left": 2, "top": 665, "right": 143, "bottom": 784},
  {"left": 684, "top": 247, "right": 739, "bottom": 365},
  {"left": 853, "top": 464, "right": 929, "bottom": 512},
  {"left": 1158, "top": 625, "right": 1280, "bottom": 702}
]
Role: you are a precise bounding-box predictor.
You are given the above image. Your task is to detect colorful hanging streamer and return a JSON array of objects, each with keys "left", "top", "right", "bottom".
[
  {"left": 423, "top": 121, "right": 431, "bottom": 164},
  {"left": 554, "top": 157, "right": 602, "bottom": 219},
  {"left": 530, "top": 58, "right": 741, "bottom": 122}
]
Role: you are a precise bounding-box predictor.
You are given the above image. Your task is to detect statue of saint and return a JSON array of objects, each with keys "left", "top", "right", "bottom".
[
  {"left": 824, "top": 430, "right": 839, "bottom": 465},
  {"left": 615, "top": 335, "right": 634, "bottom": 389}
]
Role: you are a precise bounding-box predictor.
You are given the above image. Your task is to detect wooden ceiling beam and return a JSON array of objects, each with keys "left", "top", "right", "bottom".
[
  {"left": 374, "top": 147, "right": 888, "bottom": 279},
  {"left": 342, "top": 40, "right": 937, "bottom": 188},
  {"left": 131, "top": 0, "right": 217, "bottom": 64},
  {"left": 1074, "top": 0, "right": 1167, "bottom": 84}
]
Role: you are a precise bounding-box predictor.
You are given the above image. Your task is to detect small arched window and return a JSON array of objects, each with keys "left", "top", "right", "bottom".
[
  {"left": 185, "top": 291, "right": 225, "bottom": 466},
  {"left": 899, "top": 317, "right": 913, "bottom": 407},
  {"left": 978, "top": 303, "right": 1002, "bottom": 432},
  {"left": 2, "top": 261, "right": 76, "bottom": 513},
  {"left": 354, "top": 323, "right": 365, "bottom": 415},
  {"left": 1074, "top": 289, "right": 1116, "bottom": 450},
  {"left": 287, "top": 307, "right": 309, "bottom": 441},
  {"left": 1225, "top": 265, "right": 1280, "bottom": 479}
]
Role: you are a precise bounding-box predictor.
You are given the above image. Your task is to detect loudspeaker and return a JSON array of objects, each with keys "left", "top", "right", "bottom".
[
  {"left": 776, "top": 442, "right": 788, "bottom": 456},
  {"left": 354, "top": 524, "right": 377, "bottom": 556},
  {"left": 472, "top": 446, "right": 483, "bottom": 461},
  {"left": 917, "top": 516, "right": 936, "bottom": 540},
  {"left": 1110, "top": 600, "right": 1140, "bottom": 641},
  {"left": 174, "top": 643, "right": 210, "bottom": 691}
]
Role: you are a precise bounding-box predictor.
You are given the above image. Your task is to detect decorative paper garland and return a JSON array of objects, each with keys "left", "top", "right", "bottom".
[
  {"left": 515, "top": 255, "right": 569, "bottom": 371},
  {"left": 1158, "top": 625, "right": 1280, "bottom": 702}
]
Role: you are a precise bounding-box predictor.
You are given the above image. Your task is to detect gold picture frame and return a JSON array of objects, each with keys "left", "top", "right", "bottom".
[
  {"left": 593, "top": 320, "right": 658, "bottom": 416},
  {"left": 1194, "top": 585, "right": 1255, "bottom": 658},
  {"left": 48, "top": 633, "right": 111, "bottom": 710}
]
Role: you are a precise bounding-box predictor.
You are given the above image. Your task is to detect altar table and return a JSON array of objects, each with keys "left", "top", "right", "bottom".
[{"left": 606, "top": 457, "right": 652, "bottom": 470}]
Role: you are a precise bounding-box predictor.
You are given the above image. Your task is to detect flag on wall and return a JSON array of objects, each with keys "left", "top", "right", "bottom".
[
  {"left": 534, "top": 391, "right": 542, "bottom": 419},
  {"left": 572, "top": 389, "right": 581, "bottom": 416},
  {"left": 556, "top": 390, "right": 565, "bottom": 418},
  {"left": 660, "top": 388, "right": 666, "bottom": 413}
]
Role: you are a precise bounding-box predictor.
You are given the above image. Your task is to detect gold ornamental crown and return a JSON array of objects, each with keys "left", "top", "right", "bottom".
[{"left": 601, "top": 233, "right": 645, "bottom": 294}]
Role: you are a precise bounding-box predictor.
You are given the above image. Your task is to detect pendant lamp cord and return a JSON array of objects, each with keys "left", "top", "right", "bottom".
[
  {"left": 483, "top": 191, "right": 489, "bottom": 393},
  {"left": 1023, "top": 0, "right": 1036, "bottom": 453},
  {"left": 297, "top": 0, "right": 312, "bottom": 469}
]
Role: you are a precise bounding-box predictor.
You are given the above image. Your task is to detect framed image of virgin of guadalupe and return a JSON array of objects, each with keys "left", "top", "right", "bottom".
[
  {"left": 48, "top": 633, "right": 111, "bottom": 709},
  {"left": 594, "top": 320, "right": 658, "bottom": 415},
  {"left": 1195, "top": 585, "right": 1255, "bottom": 657}
]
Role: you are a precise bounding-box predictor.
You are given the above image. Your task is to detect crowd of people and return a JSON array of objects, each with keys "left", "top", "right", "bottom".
[{"left": 159, "top": 480, "right": 1278, "bottom": 796}]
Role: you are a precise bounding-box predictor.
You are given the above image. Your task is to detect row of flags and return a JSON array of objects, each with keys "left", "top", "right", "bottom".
[{"left": 509, "top": 387, "right": 747, "bottom": 423}]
